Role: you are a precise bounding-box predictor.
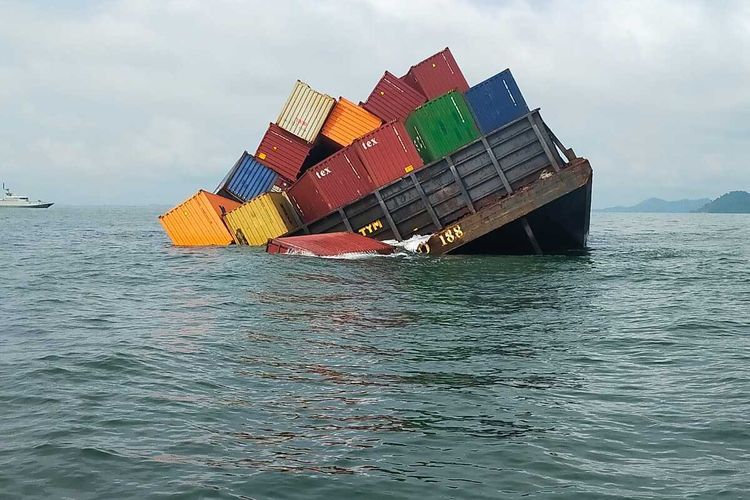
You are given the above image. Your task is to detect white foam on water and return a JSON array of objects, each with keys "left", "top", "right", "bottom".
[
  {"left": 384, "top": 234, "right": 433, "bottom": 253},
  {"left": 272, "top": 234, "right": 434, "bottom": 260},
  {"left": 320, "top": 251, "right": 408, "bottom": 260}
]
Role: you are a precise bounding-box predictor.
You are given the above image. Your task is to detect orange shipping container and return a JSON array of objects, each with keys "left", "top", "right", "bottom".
[
  {"left": 320, "top": 98, "right": 382, "bottom": 147},
  {"left": 159, "top": 190, "right": 241, "bottom": 246}
]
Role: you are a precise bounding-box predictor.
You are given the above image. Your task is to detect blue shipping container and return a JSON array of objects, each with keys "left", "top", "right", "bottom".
[
  {"left": 215, "top": 151, "right": 278, "bottom": 202},
  {"left": 465, "top": 69, "right": 529, "bottom": 135}
]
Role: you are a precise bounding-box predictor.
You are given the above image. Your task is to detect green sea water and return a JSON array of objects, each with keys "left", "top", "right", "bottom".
[{"left": 1, "top": 207, "right": 748, "bottom": 499}]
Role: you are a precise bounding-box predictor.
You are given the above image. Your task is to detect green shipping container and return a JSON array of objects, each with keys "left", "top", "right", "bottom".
[{"left": 405, "top": 91, "right": 480, "bottom": 164}]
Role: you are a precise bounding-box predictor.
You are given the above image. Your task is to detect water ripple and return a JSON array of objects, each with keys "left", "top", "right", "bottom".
[{"left": 1, "top": 208, "right": 749, "bottom": 499}]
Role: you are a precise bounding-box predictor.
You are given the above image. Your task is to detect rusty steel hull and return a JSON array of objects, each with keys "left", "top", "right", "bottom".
[{"left": 419, "top": 159, "right": 592, "bottom": 255}]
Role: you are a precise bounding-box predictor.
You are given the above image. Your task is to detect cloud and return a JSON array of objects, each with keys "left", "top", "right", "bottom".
[{"left": 0, "top": 0, "right": 747, "bottom": 206}]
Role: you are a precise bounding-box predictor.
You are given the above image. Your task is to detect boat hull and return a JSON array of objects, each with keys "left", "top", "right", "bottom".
[
  {"left": 419, "top": 158, "right": 592, "bottom": 255},
  {"left": 0, "top": 203, "right": 54, "bottom": 208},
  {"left": 283, "top": 109, "right": 593, "bottom": 256},
  {"left": 451, "top": 176, "right": 591, "bottom": 255}
]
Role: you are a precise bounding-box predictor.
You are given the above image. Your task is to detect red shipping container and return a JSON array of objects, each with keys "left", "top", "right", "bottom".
[
  {"left": 401, "top": 47, "right": 469, "bottom": 100},
  {"left": 255, "top": 123, "right": 311, "bottom": 181},
  {"left": 287, "top": 148, "right": 375, "bottom": 223},
  {"left": 266, "top": 232, "right": 396, "bottom": 257},
  {"left": 353, "top": 121, "right": 424, "bottom": 188},
  {"left": 361, "top": 71, "right": 426, "bottom": 123}
]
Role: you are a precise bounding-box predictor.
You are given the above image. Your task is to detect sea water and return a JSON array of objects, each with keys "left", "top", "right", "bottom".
[{"left": 1, "top": 208, "right": 748, "bottom": 498}]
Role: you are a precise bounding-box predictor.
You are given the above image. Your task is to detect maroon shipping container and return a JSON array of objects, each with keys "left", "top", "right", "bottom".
[
  {"left": 353, "top": 121, "right": 424, "bottom": 188},
  {"left": 255, "top": 123, "right": 311, "bottom": 181},
  {"left": 286, "top": 174, "right": 326, "bottom": 223},
  {"left": 361, "top": 71, "right": 426, "bottom": 123},
  {"left": 266, "top": 232, "right": 396, "bottom": 257},
  {"left": 287, "top": 148, "right": 375, "bottom": 223},
  {"left": 272, "top": 176, "right": 291, "bottom": 191},
  {"left": 401, "top": 47, "right": 469, "bottom": 100}
]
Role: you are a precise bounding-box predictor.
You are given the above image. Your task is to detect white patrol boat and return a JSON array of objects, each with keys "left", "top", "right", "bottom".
[{"left": 0, "top": 183, "right": 53, "bottom": 208}]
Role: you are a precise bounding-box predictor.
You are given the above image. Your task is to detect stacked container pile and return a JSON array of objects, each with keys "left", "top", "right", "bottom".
[{"left": 159, "top": 47, "right": 532, "bottom": 248}]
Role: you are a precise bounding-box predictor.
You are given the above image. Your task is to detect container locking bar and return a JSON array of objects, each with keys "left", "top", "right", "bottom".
[
  {"left": 445, "top": 155, "right": 476, "bottom": 214},
  {"left": 480, "top": 137, "right": 513, "bottom": 194},
  {"left": 409, "top": 173, "right": 443, "bottom": 230},
  {"left": 374, "top": 190, "right": 402, "bottom": 241},
  {"left": 337, "top": 208, "right": 354, "bottom": 232}
]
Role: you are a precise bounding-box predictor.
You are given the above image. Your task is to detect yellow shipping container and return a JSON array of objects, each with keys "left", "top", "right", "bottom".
[
  {"left": 224, "top": 192, "right": 299, "bottom": 246},
  {"left": 321, "top": 97, "right": 383, "bottom": 147},
  {"left": 276, "top": 80, "right": 335, "bottom": 143},
  {"left": 159, "top": 190, "right": 241, "bottom": 246}
]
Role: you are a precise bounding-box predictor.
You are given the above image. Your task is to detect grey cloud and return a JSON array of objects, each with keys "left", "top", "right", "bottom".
[{"left": 0, "top": 0, "right": 747, "bottom": 206}]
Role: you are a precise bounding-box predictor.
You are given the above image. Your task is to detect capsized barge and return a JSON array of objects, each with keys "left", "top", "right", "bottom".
[{"left": 282, "top": 109, "right": 592, "bottom": 255}]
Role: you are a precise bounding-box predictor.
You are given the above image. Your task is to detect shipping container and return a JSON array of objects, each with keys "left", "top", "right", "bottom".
[
  {"left": 353, "top": 121, "right": 424, "bottom": 187},
  {"left": 215, "top": 151, "right": 278, "bottom": 202},
  {"left": 299, "top": 136, "right": 342, "bottom": 174},
  {"left": 267, "top": 232, "right": 396, "bottom": 256},
  {"left": 287, "top": 147, "right": 374, "bottom": 223},
  {"left": 361, "top": 71, "right": 426, "bottom": 123},
  {"left": 159, "top": 190, "right": 241, "bottom": 246},
  {"left": 401, "top": 47, "right": 469, "bottom": 100},
  {"left": 289, "top": 109, "right": 565, "bottom": 243},
  {"left": 255, "top": 123, "right": 312, "bottom": 182},
  {"left": 405, "top": 91, "right": 480, "bottom": 163},
  {"left": 223, "top": 192, "right": 299, "bottom": 246},
  {"left": 465, "top": 69, "right": 530, "bottom": 135},
  {"left": 320, "top": 97, "right": 382, "bottom": 147},
  {"left": 272, "top": 176, "right": 292, "bottom": 191},
  {"left": 276, "top": 80, "right": 335, "bottom": 143}
]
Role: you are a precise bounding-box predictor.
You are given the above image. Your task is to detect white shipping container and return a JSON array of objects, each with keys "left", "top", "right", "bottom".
[{"left": 276, "top": 80, "right": 335, "bottom": 143}]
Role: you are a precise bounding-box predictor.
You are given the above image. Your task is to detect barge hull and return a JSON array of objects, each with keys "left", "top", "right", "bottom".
[
  {"left": 291, "top": 110, "right": 565, "bottom": 237},
  {"left": 422, "top": 159, "right": 592, "bottom": 255},
  {"left": 286, "top": 109, "right": 592, "bottom": 256}
]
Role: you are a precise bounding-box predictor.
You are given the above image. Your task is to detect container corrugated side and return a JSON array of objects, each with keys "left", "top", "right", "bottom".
[
  {"left": 405, "top": 91, "right": 480, "bottom": 163},
  {"left": 215, "top": 151, "right": 277, "bottom": 202},
  {"left": 354, "top": 121, "right": 424, "bottom": 188},
  {"left": 361, "top": 71, "right": 426, "bottom": 123},
  {"left": 288, "top": 148, "right": 374, "bottom": 223},
  {"left": 401, "top": 47, "right": 469, "bottom": 100},
  {"left": 255, "top": 123, "right": 312, "bottom": 182},
  {"left": 286, "top": 171, "right": 328, "bottom": 224},
  {"left": 321, "top": 97, "right": 382, "bottom": 147},
  {"left": 266, "top": 232, "right": 395, "bottom": 256},
  {"left": 276, "top": 80, "right": 335, "bottom": 143},
  {"left": 158, "top": 190, "right": 241, "bottom": 246},
  {"left": 223, "top": 192, "right": 298, "bottom": 246},
  {"left": 465, "top": 69, "right": 529, "bottom": 135}
]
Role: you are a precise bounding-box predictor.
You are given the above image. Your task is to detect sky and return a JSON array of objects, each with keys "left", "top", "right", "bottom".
[{"left": 0, "top": 0, "right": 748, "bottom": 207}]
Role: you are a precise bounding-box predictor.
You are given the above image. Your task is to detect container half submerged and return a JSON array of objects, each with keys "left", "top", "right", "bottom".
[
  {"left": 159, "top": 190, "right": 241, "bottom": 246},
  {"left": 267, "top": 232, "right": 396, "bottom": 257}
]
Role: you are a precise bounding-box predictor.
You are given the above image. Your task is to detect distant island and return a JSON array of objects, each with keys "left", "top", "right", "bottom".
[
  {"left": 599, "top": 198, "right": 710, "bottom": 213},
  {"left": 695, "top": 191, "right": 750, "bottom": 213},
  {"left": 600, "top": 191, "right": 750, "bottom": 213}
]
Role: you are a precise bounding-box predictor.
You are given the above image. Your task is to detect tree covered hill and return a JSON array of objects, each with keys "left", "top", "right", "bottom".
[{"left": 696, "top": 191, "right": 750, "bottom": 213}]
